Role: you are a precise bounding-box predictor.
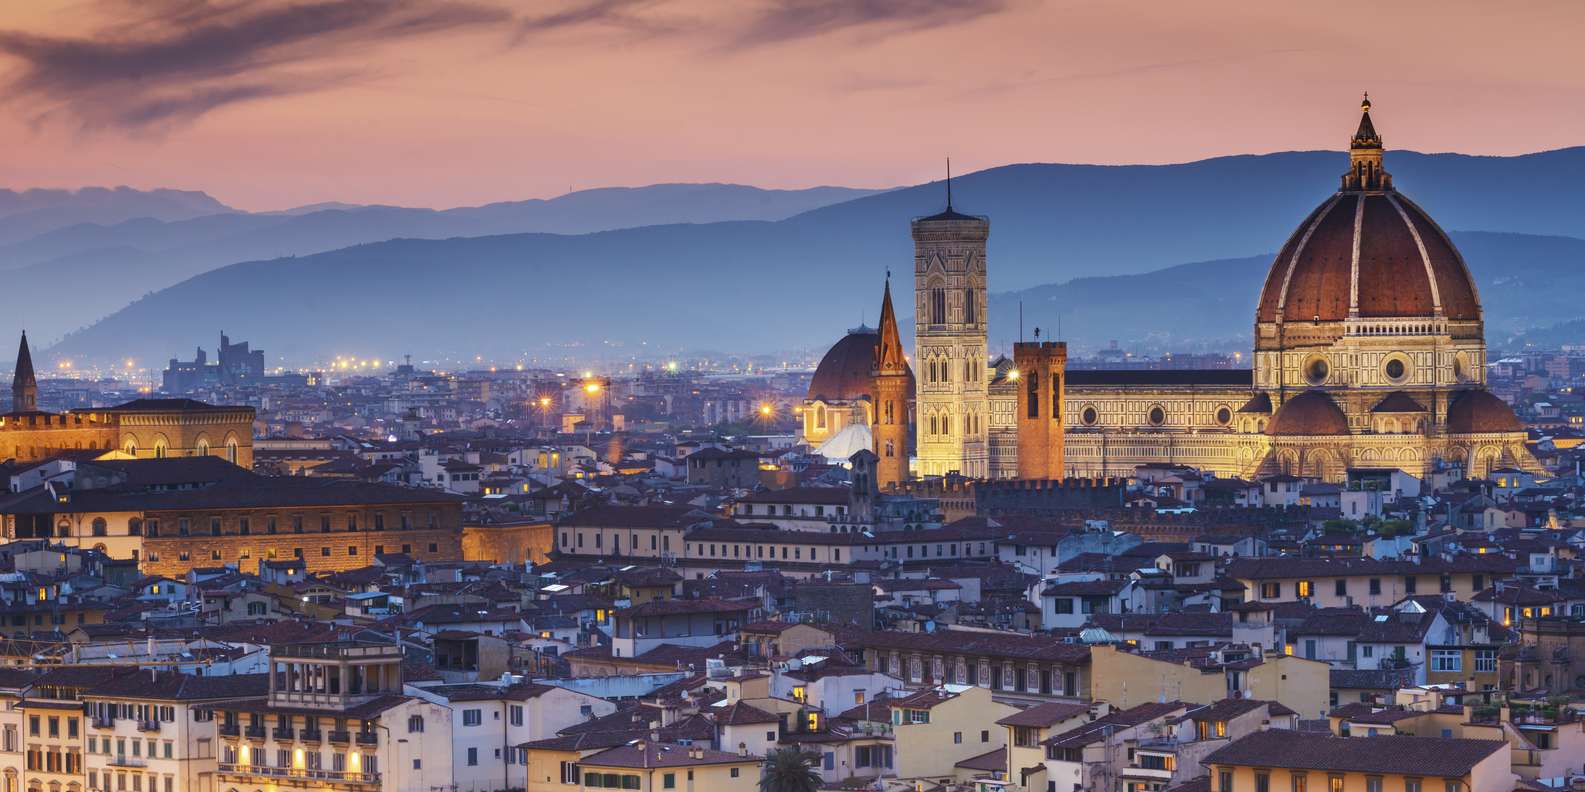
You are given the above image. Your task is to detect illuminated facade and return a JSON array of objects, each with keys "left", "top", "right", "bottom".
[
  {"left": 1060, "top": 100, "right": 1540, "bottom": 482},
  {"left": 912, "top": 198, "right": 990, "bottom": 478},
  {"left": 1, "top": 332, "right": 255, "bottom": 467}
]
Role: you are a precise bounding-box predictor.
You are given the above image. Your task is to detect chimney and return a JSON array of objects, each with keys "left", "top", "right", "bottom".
[{"left": 738, "top": 742, "right": 748, "bottom": 757}]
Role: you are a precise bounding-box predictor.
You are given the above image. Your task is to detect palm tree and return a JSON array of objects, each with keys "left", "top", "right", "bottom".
[{"left": 760, "top": 746, "right": 820, "bottom": 792}]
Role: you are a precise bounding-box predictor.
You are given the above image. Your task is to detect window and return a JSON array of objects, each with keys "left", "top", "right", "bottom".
[
  {"left": 510, "top": 705, "right": 523, "bottom": 726},
  {"left": 1297, "top": 580, "right": 1313, "bottom": 598},
  {"left": 1404, "top": 576, "right": 1417, "bottom": 594},
  {"left": 730, "top": 769, "right": 741, "bottom": 779},
  {"left": 981, "top": 729, "right": 989, "bottom": 743},
  {"left": 466, "top": 748, "right": 477, "bottom": 767},
  {"left": 1404, "top": 779, "right": 1421, "bottom": 792},
  {"left": 1430, "top": 650, "right": 1462, "bottom": 673},
  {"left": 560, "top": 762, "right": 581, "bottom": 784},
  {"left": 954, "top": 732, "right": 962, "bottom": 744},
  {"left": 1366, "top": 778, "right": 1383, "bottom": 792},
  {"left": 663, "top": 774, "right": 675, "bottom": 789},
  {"left": 462, "top": 709, "right": 482, "bottom": 727},
  {"left": 1260, "top": 582, "right": 1281, "bottom": 599},
  {"left": 1335, "top": 580, "right": 1347, "bottom": 597},
  {"left": 407, "top": 715, "right": 423, "bottom": 733},
  {"left": 1293, "top": 774, "right": 1307, "bottom": 792},
  {"left": 1220, "top": 771, "right": 1234, "bottom": 792},
  {"left": 1474, "top": 649, "right": 1497, "bottom": 673}
]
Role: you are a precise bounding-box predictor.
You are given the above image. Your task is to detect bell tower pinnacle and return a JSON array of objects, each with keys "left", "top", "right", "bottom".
[{"left": 12, "top": 331, "right": 37, "bottom": 413}]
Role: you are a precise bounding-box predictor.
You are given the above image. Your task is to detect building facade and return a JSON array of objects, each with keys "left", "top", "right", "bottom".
[{"left": 912, "top": 197, "right": 990, "bottom": 479}]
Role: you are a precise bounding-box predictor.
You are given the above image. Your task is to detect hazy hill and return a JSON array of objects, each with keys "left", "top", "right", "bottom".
[
  {"left": 32, "top": 145, "right": 1585, "bottom": 360},
  {"left": 0, "top": 183, "right": 882, "bottom": 341},
  {"left": 49, "top": 229, "right": 1585, "bottom": 365},
  {"left": 0, "top": 186, "right": 233, "bottom": 244}
]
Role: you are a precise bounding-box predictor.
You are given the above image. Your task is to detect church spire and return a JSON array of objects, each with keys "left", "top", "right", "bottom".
[
  {"left": 12, "top": 330, "right": 37, "bottom": 412},
  {"left": 874, "top": 274, "right": 907, "bottom": 375},
  {"left": 1342, "top": 93, "right": 1391, "bottom": 192}
]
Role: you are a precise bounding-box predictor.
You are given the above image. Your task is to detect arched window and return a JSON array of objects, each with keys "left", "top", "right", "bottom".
[
  {"left": 815, "top": 405, "right": 826, "bottom": 429},
  {"left": 963, "top": 288, "right": 976, "bottom": 324},
  {"left": 930, "top": 288, "right": 946, "bottom": 324},
  {"left": 407, "top": 715, "right": 424, "bottom": 733},
  {"left": 91, "top": 518, "right": 107, "bottom": 537}
]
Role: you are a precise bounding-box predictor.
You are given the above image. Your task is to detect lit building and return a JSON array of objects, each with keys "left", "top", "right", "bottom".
[
  {"left": 912, "top": 192, "right": 990, "bottom": 479},
  {"left": 2, "top": 332, "right": 255, "bottom": 468},
  {"left": 1059, "top": 100, "right": 1540, "bottom": 482},
  {"left": 208, "top": 641, "right": 453, "bottom": 792}
]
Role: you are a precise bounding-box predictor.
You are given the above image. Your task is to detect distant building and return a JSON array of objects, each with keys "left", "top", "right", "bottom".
[{"left": 162, "top": 332, "right": 266, "bottom": 392}]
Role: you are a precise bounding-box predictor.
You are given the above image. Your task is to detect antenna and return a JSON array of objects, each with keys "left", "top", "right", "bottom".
[
  {"left": 1019, "top": 302, "right": 1024, "bottom": 343},
  {"left": 945, "top": 157, "right": 953, "bottom": 209}
]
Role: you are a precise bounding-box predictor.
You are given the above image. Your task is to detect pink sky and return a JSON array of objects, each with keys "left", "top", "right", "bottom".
[{"left": 1, "top": 0, "right": 1582, "bottom": 211}]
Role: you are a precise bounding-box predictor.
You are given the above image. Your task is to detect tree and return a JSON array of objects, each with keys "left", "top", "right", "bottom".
[{"left": 760, "top": 747, "right": 820, "bottom": 792}]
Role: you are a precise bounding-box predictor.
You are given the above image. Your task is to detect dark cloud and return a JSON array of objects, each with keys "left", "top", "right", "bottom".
[
  {"left": 0, "top": 0, "right": 510, "bottom": 131},
  {"left": 513, "top": 0, "right": 678, "bottom": 45},
  {"left": 730, "top": 0, "right": 1008, "bottom": 48}
]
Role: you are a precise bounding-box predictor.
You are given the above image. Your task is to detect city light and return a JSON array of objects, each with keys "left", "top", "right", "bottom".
[
  {"left": 583, "top": 382, "right": 601, "bottom": 394},
  {"left": 758, "top": 403, "right": 773, "bottom": 416},
  {"left": 1007, "top": 368, "right": 1020, "bottom": 381}
]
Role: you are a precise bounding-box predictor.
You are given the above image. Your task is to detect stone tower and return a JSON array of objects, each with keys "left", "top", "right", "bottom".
[
  {"left": 872, "top": 276, "right": 910, "bottom": 490},
  {"left": 912, "top": 176, "right": 990, "bottom": 478},
  {"left": 1014, "top": 340, "right": 1067, "bottom": 479},
  {"left": 12, "top": 331, "right": 37, "bottom": 413}
]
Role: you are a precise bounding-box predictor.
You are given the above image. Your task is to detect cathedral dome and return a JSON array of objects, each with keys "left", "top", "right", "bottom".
[
  {"left": 1267, "top": 391, "right": 1350, "bottom": 436},
  {"left": 1445, "top": 389, "right": 1524, "bottom": 434},
  {"left": 807, "top": 327, "right": 914, "bottom": 402},
  {"left": 1255, "top": 101, "right": 1481, "bottom": 326}
]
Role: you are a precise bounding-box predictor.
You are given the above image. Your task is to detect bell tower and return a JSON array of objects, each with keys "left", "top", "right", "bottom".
[
  {"left": 12, "top": 331, "right": 37, "bottom": 413},
  {"left": 1014, "top": 337, "right": 1067, "bottom": 479},
  {"left": 913, "top": 163, "right": 990, "bottom": 478},
  {"left": 872, "top": 276, "right": 910, "bottom": 490}
]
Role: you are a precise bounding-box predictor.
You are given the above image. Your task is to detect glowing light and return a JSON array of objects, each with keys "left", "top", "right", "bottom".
[
  {"left": 538, "top": 397, "right": 552, "bottom": 408},
  {"left": 758, "top": 403, "right": 773, "bottom": 417},
  {"left": 584, "top": 382, "right": 601, "bottom": 394},
  {"left": 1007, "top": 369, "right": 1020, "bottom": 381},
  {"left": 666, "top": 362, "right": 678, "bottom": 372},
  {"left": 125, "top": 360, "right": 135, "bottom": 369}
]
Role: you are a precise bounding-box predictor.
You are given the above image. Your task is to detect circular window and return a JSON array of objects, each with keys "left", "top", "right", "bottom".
[
  {"left": 1081, "top": 407, "right": 1098, "bottom": 426},
  {"left": 1305, "top": 357, "right": 1329, "bottom": 385},
  {"left": 1385, "top": 358, "right": 1407, "bottom": 381},
  {"left": 1215, "top": 407, "right": 1232, "bottom": 426},
  {"left": 1148, "top": 406, "right": 1166, "bottom": 426}
]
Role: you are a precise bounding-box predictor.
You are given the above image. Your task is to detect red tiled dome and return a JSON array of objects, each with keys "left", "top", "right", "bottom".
[
  {"left": 1267, "top": 391, "right": 1350, "bottom": 436},
  {"left": 1255, "top": 192, "right": 1480, "bottom": 325},
  {"left": 1446, "top": 390, "right": 1523, "bottom": 434},
  {"left": 807, "top": 328, "right": 914, "bottom": 403}
]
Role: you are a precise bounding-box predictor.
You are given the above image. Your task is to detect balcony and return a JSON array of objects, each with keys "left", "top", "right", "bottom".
[
  {"left": 355, "top": 732, "right": 377, "bottom": 747},
  {"left": 217, "top": 763, "right": 380, "bottom": 787},
  {"left": 109, "top": 756, "right": 147, "bottom": 768},
  {"left": 137, "top": 720, "right": 161, "bottom": 733},
  {"left": 272, "top": 726, "right": 296, "bottom": 741},
  {"left": 219, "top": 723, "right": 240, "bottom": 737},
  {"left": 244, "top": 725, "right": 267, "bottom": 740},
  {"left": 300, "top": 729, "right": 323, "bottom": 742},
  {"left": 92, "top": 716, "right": 116, "bottom": 730},
  {"left": 328, "top": 730, "right": 351, "bottom": 743}
]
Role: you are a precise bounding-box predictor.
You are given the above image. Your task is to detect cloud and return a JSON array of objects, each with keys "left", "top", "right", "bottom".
[
  {"left": 729, "top": 0, "right": 1008, "bottom": 48},
  {"left": 0, "top": 0, "right": 510, "bottom": 131}
]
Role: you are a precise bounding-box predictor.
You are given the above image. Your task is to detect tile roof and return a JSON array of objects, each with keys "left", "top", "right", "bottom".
[
  {"left": 1203, "top": 731, "right": 1505, "bottom": 777},
  {"left": 996, "top": 701, "right": 1090, "bottom": 728}
]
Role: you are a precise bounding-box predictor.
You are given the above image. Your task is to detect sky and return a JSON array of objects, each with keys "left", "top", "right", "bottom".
[{"left": 1, "top": 0, "right": 1583, "bottom": 211}]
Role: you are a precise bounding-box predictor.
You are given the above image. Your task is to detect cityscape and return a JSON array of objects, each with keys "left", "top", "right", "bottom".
[{"left": 4, "top": 5, "right": 1585, "bottom": 792}]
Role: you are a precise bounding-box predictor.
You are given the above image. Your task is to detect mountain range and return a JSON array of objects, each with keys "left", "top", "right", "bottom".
[
  {"left": 24, "top": 146, "right": 1585, "bottom": 364},
  {"left": 1, "top": 183, "right": 882, "bottom": 344}
]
